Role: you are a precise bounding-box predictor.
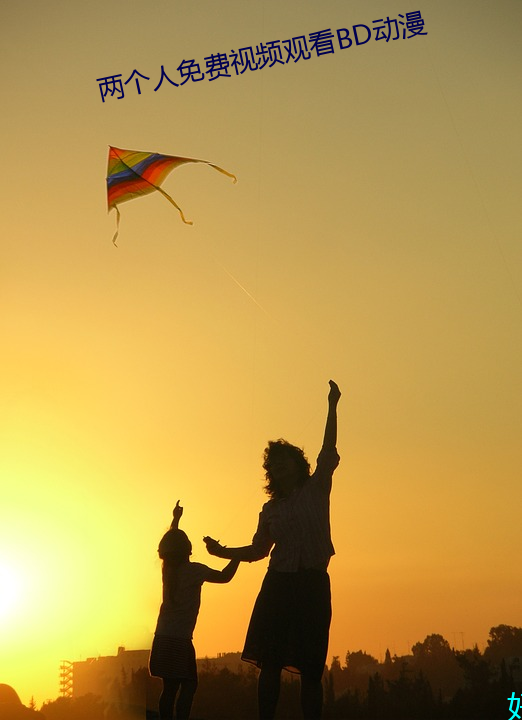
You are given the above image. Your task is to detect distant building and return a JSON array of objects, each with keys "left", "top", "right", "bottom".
[
  {"left": 197, "top": 651, "right": 245, "bottom": 674},
  {"left": 63, "top": 647, "right": 249, "bottom": 704},
  {"left": 71, "top": 646, "right": 150, "bottom": 701}
]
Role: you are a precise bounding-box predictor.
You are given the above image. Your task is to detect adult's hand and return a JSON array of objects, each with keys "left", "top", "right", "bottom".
[
  {"left": 203, "top": 536, "right": 225, "bottom": 557},
  {"left": 328, "top": 380, "right": 341, "bottom": 406}
]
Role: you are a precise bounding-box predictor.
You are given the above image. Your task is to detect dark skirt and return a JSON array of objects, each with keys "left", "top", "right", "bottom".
[
  {"left": 241, "top": 568, "right": 331, "bottom": 680},
  {"left": 149, "top": 636, "right": 197, "bottom": 680}
]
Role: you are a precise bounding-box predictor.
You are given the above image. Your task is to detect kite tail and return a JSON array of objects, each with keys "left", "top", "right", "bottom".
[
  {"left": 155, "top": 185, "right": 193, "bottom": 225},
  {"left": 112, "top": 206, "right": 121, "bottom": 246},
  {"left": 207, "top": 163, "right": 238, "bottom": 184}
]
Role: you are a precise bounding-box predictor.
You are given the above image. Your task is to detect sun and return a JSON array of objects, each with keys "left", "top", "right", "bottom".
[{"left": 0, "top": 561, "right": 24, "bottom": 620}]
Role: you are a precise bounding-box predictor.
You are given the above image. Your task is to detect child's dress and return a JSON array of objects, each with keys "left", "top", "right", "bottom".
[{"left": 149, "top": 561, "right": 211, "bottom": 679}]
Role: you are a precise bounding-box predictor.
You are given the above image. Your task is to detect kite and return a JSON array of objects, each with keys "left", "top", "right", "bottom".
[{"left": 106, "top": 146, "right": 237, "bottom": 245}]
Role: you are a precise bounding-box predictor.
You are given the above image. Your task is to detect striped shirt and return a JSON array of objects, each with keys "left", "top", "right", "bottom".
[
  {"left": 155, "top": 562, "right": 210, "bottom": 639},
  {"left": 250, "top": 448, "right": 340, "bottom": 572}
]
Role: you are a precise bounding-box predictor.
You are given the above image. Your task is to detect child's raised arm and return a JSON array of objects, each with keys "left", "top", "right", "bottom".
[{"left": 170, "top": 500, "right": 183, "bottom": 529}]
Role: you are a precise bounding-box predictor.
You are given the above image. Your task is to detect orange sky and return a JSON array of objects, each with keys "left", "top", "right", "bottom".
[{"left": 1, "top": 0, "right": 521, "bottom": 707}]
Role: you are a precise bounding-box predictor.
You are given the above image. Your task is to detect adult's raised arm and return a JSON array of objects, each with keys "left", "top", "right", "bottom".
[{"left": 322, "top": 380, "right": 341, "bottom": 451}]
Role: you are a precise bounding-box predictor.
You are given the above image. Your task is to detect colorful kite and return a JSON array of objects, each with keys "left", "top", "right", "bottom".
[{"left": 106, "top": 146, "right": 237, "bottom": 245}]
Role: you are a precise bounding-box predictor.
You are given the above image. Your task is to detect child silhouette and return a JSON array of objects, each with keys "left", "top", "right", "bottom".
[{"left": 149, "top": 501, "right": 240, "bottom": 720}]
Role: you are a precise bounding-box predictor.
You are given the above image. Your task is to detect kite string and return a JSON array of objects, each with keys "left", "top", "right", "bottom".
[{"left": 212, "top": 257, "right": 273, "bottom": 321}]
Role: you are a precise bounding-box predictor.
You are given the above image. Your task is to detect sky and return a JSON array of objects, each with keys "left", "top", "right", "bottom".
[{"left": 1, "top": 0, "right": 521, "bottom": 708}]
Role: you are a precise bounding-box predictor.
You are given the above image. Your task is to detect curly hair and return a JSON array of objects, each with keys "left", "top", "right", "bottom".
[{"left": 263, "top": 439, "right": 311, "bottom": 500}]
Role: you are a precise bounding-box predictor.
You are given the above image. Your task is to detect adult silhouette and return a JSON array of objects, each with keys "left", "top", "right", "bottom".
[{"left": 205, "top": 380, "right": 341, "bottom": 720}]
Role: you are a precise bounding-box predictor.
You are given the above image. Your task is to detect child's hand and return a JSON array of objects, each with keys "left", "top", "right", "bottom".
[{"left": 172, "top": 500, "right": 183, "bottom": 525}]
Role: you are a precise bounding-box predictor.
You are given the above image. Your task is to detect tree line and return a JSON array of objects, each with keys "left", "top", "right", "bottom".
[{"left": 30, "top": 624, "right": 522, "bottom": 719}]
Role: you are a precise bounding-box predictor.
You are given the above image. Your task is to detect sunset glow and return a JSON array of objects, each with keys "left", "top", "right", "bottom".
[
  {"left": 1, "top": 0, "right": 521, "bottom": 711},
  {"left": 0, "top": 561, "right": 24, "bottom": 620}
]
